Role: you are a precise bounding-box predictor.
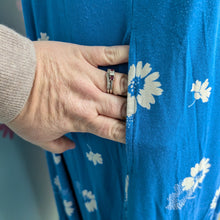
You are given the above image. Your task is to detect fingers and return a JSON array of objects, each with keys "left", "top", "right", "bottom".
[
  {"left": 81, "top": 45, "right": 129, "bottom": 67},
  {"left": 89, "top": 115, "right": 126, "bottom": 143},
  {"left": 91, "top": 67, "right": 128, "bottom": 96},
  {"left": 40, "top": 136, "right": 76, "bottom": 153},
  {"left": 97, "top": 94, "right": 127, "bottom": 120}
]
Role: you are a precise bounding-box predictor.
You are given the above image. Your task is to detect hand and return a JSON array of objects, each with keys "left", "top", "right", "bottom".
[{"left": 6, "top": 41, "right": 129, "bottom": 153}]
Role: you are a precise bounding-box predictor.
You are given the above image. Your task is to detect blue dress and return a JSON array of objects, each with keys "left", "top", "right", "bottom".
[{"left": 22, "top": 0, "right": 220, "bottom": 219}]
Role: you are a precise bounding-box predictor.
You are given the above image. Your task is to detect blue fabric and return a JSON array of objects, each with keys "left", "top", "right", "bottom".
[{"left": 22, "top": 0, "right": 220, "bottom": 219}]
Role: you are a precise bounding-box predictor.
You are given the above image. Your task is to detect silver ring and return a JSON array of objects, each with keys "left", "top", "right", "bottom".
[{"left": 106, "top": 69, "right": 115, "bottom": 94}]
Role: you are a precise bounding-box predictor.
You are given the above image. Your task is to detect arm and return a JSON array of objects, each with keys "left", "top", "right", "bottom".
[
  {"left": 0, "top": 24, "right": 129, "bottom": 153},
  {"left": 0, "top": 25, "right": 36, "bottom": 123}
]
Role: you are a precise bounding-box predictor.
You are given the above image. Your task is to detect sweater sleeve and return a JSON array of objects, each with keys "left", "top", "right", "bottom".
[{"left": 0, "top": 25, "right": 36, "bottom": 124}]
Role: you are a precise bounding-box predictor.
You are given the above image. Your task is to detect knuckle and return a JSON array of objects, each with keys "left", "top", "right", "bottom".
[
  {"left": 110, "top": 123, "right": 122, "bottom": 141},
  {"left": 95, "top": 121, "right": 112, "bottom": 139},
  {"left": 82, "top": 112, "right": 98, "bottom": 133},
  {"left": 90, "top": 119, "right": 125, "bottom": 142},
  {"left": 101, "top": 99, "right": 115, "bottom": 117},
  {"left": 108, "top": 102, "right": 116, "bottom": 117},
  {"left": 102, "top": 126, "right": 111, "bottom": 138},
  {"left": 104, "top": 47, "right": 119, "bottom": 64},
  {"left": 82, "top": 117, "right": 94, "bottom": 132}
]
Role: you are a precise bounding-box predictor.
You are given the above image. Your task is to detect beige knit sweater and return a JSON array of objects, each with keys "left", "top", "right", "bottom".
[{"left": 0, "top": 25, "right": 36, "bottom": 124}]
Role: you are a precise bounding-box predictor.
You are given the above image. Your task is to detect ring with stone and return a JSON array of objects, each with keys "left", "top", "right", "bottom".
[{"left": 106, "top": 69, "right": 115, "bottom": 94}]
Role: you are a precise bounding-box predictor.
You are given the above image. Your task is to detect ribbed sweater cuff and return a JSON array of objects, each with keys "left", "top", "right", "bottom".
[{"left": 0, "top": 25, "right": 36, "bottom": 124}]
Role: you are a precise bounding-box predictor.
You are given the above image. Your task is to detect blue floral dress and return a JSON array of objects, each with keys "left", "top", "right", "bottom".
[{"left": 21, "top": 0, "right": 220, "bottom": 219}]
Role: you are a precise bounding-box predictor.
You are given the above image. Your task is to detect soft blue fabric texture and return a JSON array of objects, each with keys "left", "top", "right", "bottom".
[{"left": 22, "top": 0, "right": 220, "bottom": 219}]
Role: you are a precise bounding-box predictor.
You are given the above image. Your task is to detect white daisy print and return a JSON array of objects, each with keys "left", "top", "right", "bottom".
[
  {"left": 166, "top": 158, "right": 211, "bottom": 210},
  {"left": 63, "top": 200, "right": 74, "bottom": 216},
  {"left": 210, "top": 186, "right": 220, "bottom": 210},
  {"left": 188, "top": 79, "right": 212, "bottom": 107},
  {"left": 127, "top": 61, "right": 163, "bottom": 117},
  {"left": 38, "top": 32, "right": 49, "bottom": 41},
  {"left": 52, "top": 153, "right": 61, "bottom": 165},
  {"left": 82, "top": 190, "right": 97, "bottom": 212}
]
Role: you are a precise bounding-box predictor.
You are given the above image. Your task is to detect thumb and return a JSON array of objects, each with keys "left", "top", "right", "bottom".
[{"left": 41, "top": 136, "right": 76, "bottom": 153}]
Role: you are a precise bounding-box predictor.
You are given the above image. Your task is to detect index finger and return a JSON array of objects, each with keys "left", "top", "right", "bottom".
[{"left": 81, "top": 45, "right": 129, "bottom": 67}]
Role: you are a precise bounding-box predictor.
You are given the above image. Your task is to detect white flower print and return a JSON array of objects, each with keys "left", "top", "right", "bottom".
[
  {"left": 86, "top": 144, "right": 103, "bottom": 166},
  {"left": 182, "top": 158, "right": 211, "bottom": 192},
  {"left": 182, "top": 177, "right": 194, "bottom": 191},
  {"left": 188, "top": 79, "right": 212, "bottom": 107},
  {"left": 85, "top": 199, "right": 97, "bottom": 212},
  {"left": 82, "top": 190, "right": 97, "bottom": 212},
  {"left": 52, "top": 153, "right": 61, "bottom": 165},
  {"left": 54, "top": 176, "right": 61, "bottom": 191},
  {"left": 127, "top": 61, "right": 163, "bottom": 117},
  {"left": 86, "top": 151, "right": 103, "bottom": 166},
  {"left": 210, "top": 186, "right": 220, "bottom": 210},
  {"left": 38, "top": 32, "right": 49, "bottom": 41},
  {"left": 166, "top": 158, "right": 211, "bottom": 210},
  {"left": 63, "top": 200, "right": 74, "bottom": 216}
]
